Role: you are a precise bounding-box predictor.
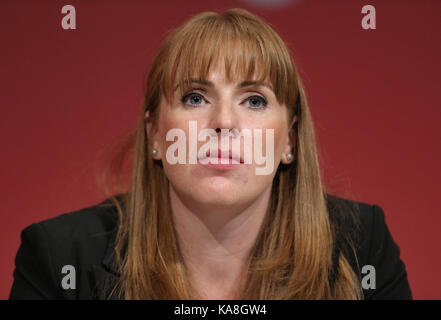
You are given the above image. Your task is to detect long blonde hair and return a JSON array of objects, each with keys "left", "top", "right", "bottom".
[{"left": 101, "top": 8, "right": 362, "bottom": 299}]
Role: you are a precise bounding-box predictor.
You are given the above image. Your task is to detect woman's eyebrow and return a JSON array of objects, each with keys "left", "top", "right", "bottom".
[
  {"left": 238, "top": 80, "right": 273, "bottom": 91},
  {"left": 174, "top": 79, "right": 274, "bottom": 92},
  {"left": 174, "top": 79, "right": 212, "bottom": 91}
]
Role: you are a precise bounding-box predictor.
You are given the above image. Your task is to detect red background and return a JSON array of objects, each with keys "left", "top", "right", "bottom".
[{"left": 1, "top": 0, "right": 440, "bottom": 299}]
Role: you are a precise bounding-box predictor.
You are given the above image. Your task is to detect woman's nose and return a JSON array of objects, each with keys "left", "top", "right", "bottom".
[{"left": 210, "top": 100, "right": 239, "bottom": 133}]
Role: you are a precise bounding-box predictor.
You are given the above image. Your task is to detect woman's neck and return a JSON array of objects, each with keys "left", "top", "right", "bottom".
[{"left": 169, "top": 184, "right": 272, "bottom": 299}]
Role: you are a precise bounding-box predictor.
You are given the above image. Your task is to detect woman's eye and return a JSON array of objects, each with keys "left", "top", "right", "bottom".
[
  {"left": 245, "top": 95, "right": 268, "bottom": 109},
  {"left": 181, "top": 93, "right": 205, "bottom": 106}
]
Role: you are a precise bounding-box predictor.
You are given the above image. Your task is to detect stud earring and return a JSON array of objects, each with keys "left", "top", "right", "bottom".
[
  {"left": 286, "top": 153, "right": 293, "bottom": 161},
  {"left": 152, "top": 148, "right": 158, "bottom": 156}
]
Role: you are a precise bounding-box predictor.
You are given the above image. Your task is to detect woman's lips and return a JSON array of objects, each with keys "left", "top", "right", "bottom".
[
  {"left": 198, "top": 158, "right": 242, "bottom": 170},
  {"left": 197, "top": 149, "right": 244, "bottom": 170}
]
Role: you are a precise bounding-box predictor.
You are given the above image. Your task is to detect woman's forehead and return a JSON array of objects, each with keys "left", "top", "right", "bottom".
[{"left": 173, "top": 61, "right": 272, "bottom": 90}]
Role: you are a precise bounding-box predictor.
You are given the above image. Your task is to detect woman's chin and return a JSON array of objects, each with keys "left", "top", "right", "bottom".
[
  {"left": 201, "top": 182, "right": 239, "bottom": 197},
  {"left": 188, "top": 181, "right": 246, "bottom": 205}
]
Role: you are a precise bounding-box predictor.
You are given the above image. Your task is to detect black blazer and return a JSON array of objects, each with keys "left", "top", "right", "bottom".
[{"left": 9, "top": 195, "right": 412, "bottom": 300}]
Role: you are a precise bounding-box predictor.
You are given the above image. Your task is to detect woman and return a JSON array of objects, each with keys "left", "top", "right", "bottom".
[{"left": 9, "top": 8, "right": 411, "bottom": 300}]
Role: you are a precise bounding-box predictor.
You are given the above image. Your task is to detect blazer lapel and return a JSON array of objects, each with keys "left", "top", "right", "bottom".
[{"left": 91, "top": 230, "right": 121, "bottom": 299}]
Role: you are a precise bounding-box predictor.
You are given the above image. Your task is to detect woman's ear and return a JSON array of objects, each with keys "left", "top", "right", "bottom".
[
  {"left": 145, "top": 110, "right": 162, "bottom": 160},
  {"left": 281, "top": 116, "right": 297, "bottom": 164}
]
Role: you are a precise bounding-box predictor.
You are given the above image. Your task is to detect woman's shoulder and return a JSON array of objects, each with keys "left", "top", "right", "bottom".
[
  {"left": 20, "top": 198, "right": 120, "bottom": 261},
  {"left": 325, "top": 193, "right": 395, "bottom": 269},
  {"left": 30, "top": 198, "right": 120, "bottom": 241},
  {"left": 325, "top": 193, "right": 375, "bottom": 227},
  {"left": 325, "top": 193, "right": 412, "bottom": 299},
  {"left": 10, "top": 197, "right": 121, "bottom": 299},
  {"left": 11, "top": 194, "right": 411, "bottom": 299}
]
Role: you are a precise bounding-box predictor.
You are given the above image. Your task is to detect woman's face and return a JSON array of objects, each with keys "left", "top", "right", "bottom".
[{"left": 146, "top": 60, "right": 296, "bottom": 214}]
